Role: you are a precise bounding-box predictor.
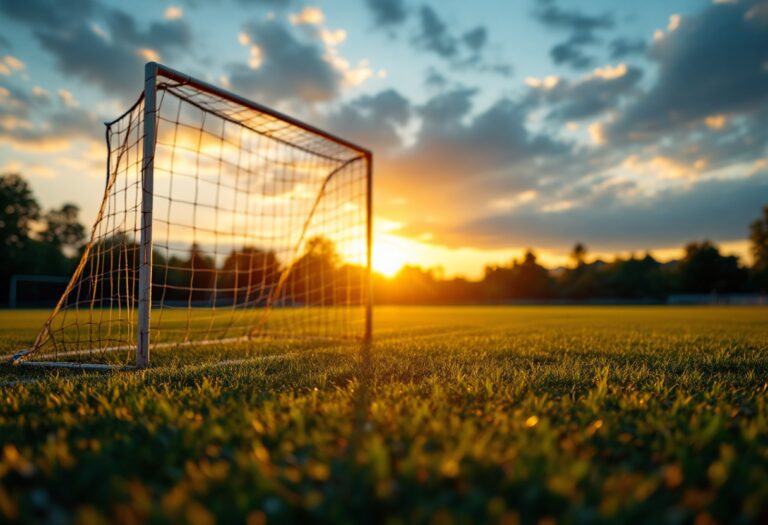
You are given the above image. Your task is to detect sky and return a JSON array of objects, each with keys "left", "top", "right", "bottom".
[{"left": 0, "top": 0, "right": 767, "bottom": 278}]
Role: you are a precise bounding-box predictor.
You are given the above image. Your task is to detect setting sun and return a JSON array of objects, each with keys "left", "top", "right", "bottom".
[{"left": 372, "top": 234, "right": 408, "bottom": 277}]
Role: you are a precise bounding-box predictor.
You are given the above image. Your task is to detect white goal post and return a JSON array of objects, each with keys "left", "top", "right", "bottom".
[{"left": 9, "top": 62, "right": 373, "bottom": 369}]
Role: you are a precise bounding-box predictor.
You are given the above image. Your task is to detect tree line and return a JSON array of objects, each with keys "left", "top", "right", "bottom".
[
  {"left": 2, "top": 173, "right": 767, "bottom": 306},
  {"left": 375, "top": 232, "right": 768, "bottom": 304}
]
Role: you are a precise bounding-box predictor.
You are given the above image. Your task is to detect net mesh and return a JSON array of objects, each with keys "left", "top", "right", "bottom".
[{"left": 17, "top": 72, "right": 370, "bottom": 366}]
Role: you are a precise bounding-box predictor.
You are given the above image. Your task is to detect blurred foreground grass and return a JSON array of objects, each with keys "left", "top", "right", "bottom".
[{"left": 1, "top": 306, "right": 768, "bottom": 524}]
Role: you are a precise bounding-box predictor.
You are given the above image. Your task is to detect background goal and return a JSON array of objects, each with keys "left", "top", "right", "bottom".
[{"left": 11, "top": 62, "right": 372, "bottom": 369}]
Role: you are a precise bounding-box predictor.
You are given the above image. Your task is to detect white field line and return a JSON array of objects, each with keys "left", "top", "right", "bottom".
[
  {"left": 5, "top": 334, "right": 357, "bottom": 363},
  {"left": 0, "top": 352, "right": 296, "bottom": 388}
]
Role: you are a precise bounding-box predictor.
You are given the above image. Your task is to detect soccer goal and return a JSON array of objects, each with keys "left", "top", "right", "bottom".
[{"left": 10, "top": 62, "right": 372, "bottom": 370}]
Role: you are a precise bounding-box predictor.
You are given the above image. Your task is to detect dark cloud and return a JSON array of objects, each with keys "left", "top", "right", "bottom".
[
  {"left": 462, "top": 26, "right": 488, "bottom": 53},
  {"left": 234, "top": 0, "right": 293, "bottom": 6},
  {"left": 105, "top": 10, "right": 192, "bottom": 51},
  {"left": 533, "top": 0, "right": 614, "bottom": 70},
  {"left": 365, "top": 0, "right": 408, "bottom": 27},
  {"left": 228, "top": 20, "right": 342, "bottom": 105},
  {"left": 423, "top": 174, "right": 768, "bottom": 251},
  {"left": 609, "top": 0, "right": 768, "bottom": 140},
  {"left": 609, "top": 37, "right": 647, "bottom": 59},
  {"left": 35, "top": 29, "right": 146, "bottom": 96},
  {"left": 550, "top": 37, "right": 595, "bottom": 69},
  {"left": 413, "top": 5, "right": 458, "bottom": 58},
  {"left": 534, "top": 0, "right": 613, "bottom": 35},
  {"left": 424, "top": 68, "right": 448, "bottom": 90},
  {"left": 0, "top": 0, "right": 96, "bottom": 27},
  {"left": 530, "top": 65, "right": 643, "bottom": 122},
  {"left": 0, "top": 80, "right": 84, "bottom": 154},
  {"left": 325, "top": 89, "right": 411, "bottom": 153},
  {"left": 0, "top": 0, "right": 192, "bottom": 97},
  {"left": 410, "top": 6, "right": 512, "bottom": 77},
  {"left": 392, "top": 89, "right": 569, "bottom": 199}
]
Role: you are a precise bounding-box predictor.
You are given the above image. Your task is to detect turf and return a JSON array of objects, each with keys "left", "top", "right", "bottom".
[{"left": 1, "top": 306, "right": 767, "bottom": 524}]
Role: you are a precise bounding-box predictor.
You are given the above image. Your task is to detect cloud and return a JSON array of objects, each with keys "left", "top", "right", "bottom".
[
  {"left": 365, "top": 0, "right": 407, "bottom": 28},
  {"left": 608, "top": 0, "right": 768, "bottom": 140},
  {"left": 0, "top": 106, "right": 99, "bottom": 152},
  {"left": 388, "top": 89, "right": 570, "bottom": 207},
  {"left": 0, "top": 0, "right": 96, "bottom": 28},
  {"left": 164, "top": 6, "right": 183, "bottom": 20},
  {"left": 289, "top": 6, "right": 324, "bottom": 26},
  {"left": 609, "top": 37, "right": 647, "bottom": 59},
  {"left": 325, "top": 89, "right": 411, "bottom": 153},
  {"left": 413, "top": 5, "right": 458, "bottom": 58},
  {"left": 0, "top": 0, "right": 192, "bottom": 97},
  {"left": 415, "top": 173, "right": 768, "bottom": 251},
  {"left": 410, "top": 5, "right": 512, "bottom": 76},
  {"left": 533, "top": 0, "right": 614, "bottom": 70},
  {"left": 0, "top": 55, "right": 25, "bottom": 76},
  {"left": 462, "top": 27, "right": 487, "bottom": 53},
  {"left": 228, "top": 19, "right": 343, "bottom": 105},
  {"left": 57, "top": 89, "right": 79, "bottom": 108},
  {"left": 528, "top": 64, "right": 643, "bottom": 122}
]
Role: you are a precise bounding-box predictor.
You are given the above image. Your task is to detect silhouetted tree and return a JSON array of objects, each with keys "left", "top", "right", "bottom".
[
  {"left": 677, "top": 241, "right": 747, "bottom": 294},
  {"left": 607, "top": 254, "right": 669, "bottom": 299},
  {"left": 284, "top": 236, "right": 340, "bottom": 305},
  {"left": 513, "top": 250, "right": 555, "bottom": 299},
  {"left": 0, "top": 174, "right": 41, "bottom": 299},
  {"left": 570, "top": 242, "right": 587, "bottom": 268},
  {"left": 749, "top": 206, "right": 768, "bottom": 291},
  {"left": 185, "top": 243, "right": 216, "bottom": 303},
  {"left": 218, "top": 247, "right": 280, "bottom": 305},
  {"left": 41, "top": 203, "right": 86, "bottom": 253}
]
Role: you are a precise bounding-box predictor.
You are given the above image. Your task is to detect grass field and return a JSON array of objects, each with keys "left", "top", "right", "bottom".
[{"left": 1, "top": 306, "right": 768, "bottom": 524}]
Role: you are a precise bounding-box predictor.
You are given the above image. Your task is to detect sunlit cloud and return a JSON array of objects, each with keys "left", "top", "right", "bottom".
[
  {"left": 1, "top": 160, "right": 56, "bottom": 178},
  {"left": 525, "top": 75, "right": 560, "bottom": 90},
  {"left": 0, "top": 115, "right": 33, "bottom": 130},
  {"left": 489, "top": 190, "right": 538, "bottom": 211},
  {"left": 319, "top": 28, "right": 347, "bottom": 47},
  {"left": 136, "top": 48, "right": 161, "bottom": 62},
  {"left": 590, "top": 63, "right": 627, "bottom": 80},
  {"left": 289, "top": 7, "right": 325, "bottom": 26},
  {"left": 622, "top": 154, "right": 706, "bottom": 181},
  {"left": 704, "top": 114, "right": 727, "bottom": 130},
  {"left": 588, "top": 122, "right": 606, "bottom": 145},
  {"left": 248, "top": 45, "right": 263, "bottom": 69},
  {"left": 58, "top": 89, "right": 79, "bottom": 108},
  {"left": 668, "top": 14, "right": 682, "bottom": 31},
  {"left": 0, "top": 55, "right": 25, "bottom": 75},
  {"left": 164, "top": 6, "right": 183, "bottom": 20},
  {"left": 31, "top": 86, "right": 49, "bottom": 100}
]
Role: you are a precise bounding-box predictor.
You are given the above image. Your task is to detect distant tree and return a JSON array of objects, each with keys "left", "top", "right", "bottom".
[
  {"left": 284, "top": 236, "right": 340, "bottom": 305},
  {"left": 513, "top": 250, "right": 555, "bottom": 299},
  {"left": 570, "top": 242, "right": 587, "bottom": 268},
  {"left": 218, "top": 247, "right": 280, "bottom": 305},
  {"left": 749, "top": 206, "right": 768, "bottom": 290},
  {"left": 0, "top": 174, "right": 40, "bottom": 251},
  {"left": 0, "top": 175, "right": 42, "bottom": 302},
  {"left": 185, "top": 243, "right": 216, "bottom": 302},
  {"left": 389, "top": 265, "right": 439, "bottom": 304},
  {"left": 41, "top": 203, "right": 86, "bottom": 252},
  {"left": 677, "top": 241, "right": 748, "bottom": 294},
  {"left": 607, "top": 254, "right": 669, "bottom": 299},
  {"left": 483, "top": 263, "right": 516, "bottom": 301}
]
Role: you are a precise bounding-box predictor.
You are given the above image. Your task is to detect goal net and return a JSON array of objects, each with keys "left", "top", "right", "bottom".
[{"left": 11, "top": 63, "right": 372, "bottom": 369}]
